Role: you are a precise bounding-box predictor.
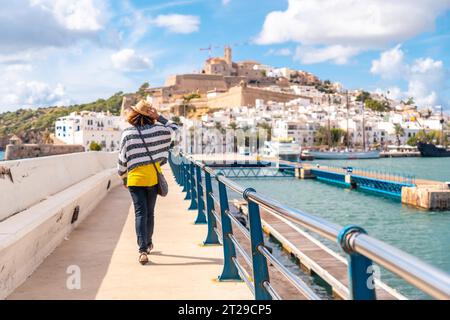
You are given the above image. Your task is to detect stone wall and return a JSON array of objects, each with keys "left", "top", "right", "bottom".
[
  {"left": 207, "top": 85, "right": 312, "bottom": 109},
  {"left": 165, "top": 74, "right": 228, "bottom": 94},
  {"left": 5, "top": 144, "right": 85, "bottom": 160}
]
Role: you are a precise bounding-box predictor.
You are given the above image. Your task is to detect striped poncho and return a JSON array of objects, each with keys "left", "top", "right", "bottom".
[{"left": 117, "top": 115, "right": 178, "bottom": 177}]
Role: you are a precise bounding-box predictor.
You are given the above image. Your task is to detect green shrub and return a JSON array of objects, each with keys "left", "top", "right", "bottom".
[{"left": 89, "top": 141, "right": 102, "bottom": 151}]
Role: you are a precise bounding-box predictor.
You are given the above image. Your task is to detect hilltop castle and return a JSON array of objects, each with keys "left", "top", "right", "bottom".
[{"left": 144, "top": 46, "right": 315, "bottom": 114}]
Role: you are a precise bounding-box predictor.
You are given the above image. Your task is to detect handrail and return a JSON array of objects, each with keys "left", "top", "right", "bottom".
[
  {"left": 258, "top": 245, "right": 321, "bottom": 300},
  {"left": 248, "top": 191, "right": 341, "bottom": 242},
  {"left": 168, "top": 151, "right": 450, "bottom": 300},
  {"left": 352, "top": 234, "right": 450, "bottom": 300}
]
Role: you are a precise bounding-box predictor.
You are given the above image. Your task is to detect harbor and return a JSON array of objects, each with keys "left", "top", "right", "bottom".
[
  {"left": 1, "top": 151, "right": 449, "bottom": 300},
  {"left": 169, "top": 152, "right": 450, "bottom": 299}
]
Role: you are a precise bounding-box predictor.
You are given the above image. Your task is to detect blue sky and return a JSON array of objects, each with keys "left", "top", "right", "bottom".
[{"left": 0, "top": 0, "right": 449, "bottom": 112}]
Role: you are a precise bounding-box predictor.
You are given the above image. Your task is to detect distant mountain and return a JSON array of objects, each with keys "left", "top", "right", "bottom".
[{"left": 0, "top": 91, "right": 132, "bottom": 149}]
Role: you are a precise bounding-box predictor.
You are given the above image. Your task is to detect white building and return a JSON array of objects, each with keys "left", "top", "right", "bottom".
[
  {"left": 272, "top": 120, "right": 317, "bottom": 146},
  {"left": 55, "top": 111, "right": 125, "bottom": 152}
]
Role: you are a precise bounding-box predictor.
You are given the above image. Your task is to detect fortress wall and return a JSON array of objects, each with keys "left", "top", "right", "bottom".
[
  {"left": 241, "top": 86, "right": 309, "bottom": 106},
  {"left": 207, "top": 86, "right": 244, "bottom": 109},
  {"left": 0, "top": 152, "right": 121, "bottom": 298},
  {"left": 165, "top": 74, "right": 229, "bottom": 94},
  {"left": 207, "top": 85, "right": 312, "bottom": 109}
]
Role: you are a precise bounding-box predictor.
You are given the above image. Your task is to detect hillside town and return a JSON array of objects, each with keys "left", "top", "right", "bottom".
[
  {"left": 4, "top": 46, "right": 448, "bottom": 160},
  {"left": 143, "top": 47, "right": 449, "bottom": 154},
  {"left": 51, "top": 46, "right": 448, "bottom": 157}
]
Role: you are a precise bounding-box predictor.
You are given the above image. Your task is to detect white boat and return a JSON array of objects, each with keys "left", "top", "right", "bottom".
[
  {"left": 262, "top": 139, "right": 301, "bottom": 161},
  {"left": 308, "top": 150, "right": 380, "bottom": 160}
]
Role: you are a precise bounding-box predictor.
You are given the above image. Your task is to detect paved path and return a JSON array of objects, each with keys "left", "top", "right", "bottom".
[{"left": 8, "top": 167, "right": 252, "bottom": 300}]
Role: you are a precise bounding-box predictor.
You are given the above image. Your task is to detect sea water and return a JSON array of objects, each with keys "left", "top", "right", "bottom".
[{"left": 236, "top": 157, "right": 450, "bottom": 299}]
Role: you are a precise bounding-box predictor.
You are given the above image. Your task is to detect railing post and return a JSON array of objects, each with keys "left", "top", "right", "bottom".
[
  {"left": 184, "top": 161, "right": 192, "bottom": 200},
  {"left": 178, "top": 157, "right": 184, "bottom": 187},
  {"left": 188, "top": 161, "right": 198, "bottom": 210},
  {"left": 203, "top": 170, "right": 220, "bottom": 245},
  {"left": 217, "top": 175, "right": 241, "bottom": 281},
  {"left": 172, "top": 154, "right": 180, "bottom": 184},
  {"left": 338, "top": 225, "right": 376, "bottom": 300},
  {"left": 181, "top": 160, "right": 187, "bottom": 192},
  {"left": 194, "top": 164, "right": 207, "bottom": 224},
  {"left": 244, "top": 188, "right": 272, "bottom": 300}
]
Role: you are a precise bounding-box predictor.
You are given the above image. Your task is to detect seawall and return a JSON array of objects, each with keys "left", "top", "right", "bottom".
[{"left": 0, "top": 152, "right": 121, "bottom": 298}]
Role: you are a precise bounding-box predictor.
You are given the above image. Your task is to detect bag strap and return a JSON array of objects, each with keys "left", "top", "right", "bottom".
[{"left": 136, "top": 127, "right": 160, "bottom": 181}]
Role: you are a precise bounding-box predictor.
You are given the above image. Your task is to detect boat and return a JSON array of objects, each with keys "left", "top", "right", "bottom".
[
  {"left": 307, "top": 149, "right": 380, "bottom": 160},
  {"left": 262, "top": 139, "right": 301, "bottom": 162},
  {"left": 417, "top": 142, "right": 450, "bottom": 157}
]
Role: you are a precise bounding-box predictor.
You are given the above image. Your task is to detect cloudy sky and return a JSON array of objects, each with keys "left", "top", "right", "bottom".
[{"left": 0, "top": 0, "right": 449, "bottom": 112}]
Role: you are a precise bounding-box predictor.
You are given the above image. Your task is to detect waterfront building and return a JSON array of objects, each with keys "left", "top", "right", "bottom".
[{"left": 55, "top": 111, "right": 124, "bottom": 152}]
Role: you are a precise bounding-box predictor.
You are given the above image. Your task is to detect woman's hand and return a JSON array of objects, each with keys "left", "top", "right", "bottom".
[{"left": 147, "top": 107, "right": 159, "bottom": 120}]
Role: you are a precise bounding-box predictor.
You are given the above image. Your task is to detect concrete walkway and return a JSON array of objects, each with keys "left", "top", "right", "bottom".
[{"left": 8, "top": 167, "right": 252, "bottom": 300}]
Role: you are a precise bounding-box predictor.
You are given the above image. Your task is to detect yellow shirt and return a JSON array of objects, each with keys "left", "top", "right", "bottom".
[{"left": 127, "top": 162, "right": 162, "bottom": 187}]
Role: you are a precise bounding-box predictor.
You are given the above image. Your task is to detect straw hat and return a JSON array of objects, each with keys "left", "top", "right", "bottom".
[{"left": 130, "top": 100, "right": 153, "bottom": 117}]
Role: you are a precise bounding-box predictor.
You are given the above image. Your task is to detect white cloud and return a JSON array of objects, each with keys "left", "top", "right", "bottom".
[
  {"left": 3, "top": 81, "right": 69, "bottom": 107},
  {"left": 294, "top": 45, "right": 361, "bottom": 65},
  {"left": 256, "top": 0, "right": 450, "bottom": 64},
  {"left": 152, "top": 14, "right": 200, "bottom": 34},
  {"left": 407, "top": 58, "right": 446, "bottom": 107},
  {"left": 266, "top": 48, "right": 292, "bottom": 57},
  {"left": 111, "top": 49, "right": 153, "bottom": 72},
  {"left": 222, "top": 0, "right": 231, "bottom": 5},
  {"left": 371, "top": 46, "right": 448, "bottom": 107},
  {"left": 370, "top": 45, "right": 406, "bottom": 79},
  {"left": 30, "top": 0, "right": 107, "bottom": 31},
  {"left": 0, "top": 0, "right": 108, "bottom": 54}
]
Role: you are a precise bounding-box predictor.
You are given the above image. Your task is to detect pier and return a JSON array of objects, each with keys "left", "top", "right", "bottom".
[
  {"left": 296, "top": 162, "right": 450, "bottom": 210},
  {"left": 1, "top": 151, "right": 449, "bottom": 300}
]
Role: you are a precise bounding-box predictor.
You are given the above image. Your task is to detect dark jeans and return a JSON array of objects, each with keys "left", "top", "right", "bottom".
[{"left": 128, "top": 186, "right": 158, "bottom": 253}]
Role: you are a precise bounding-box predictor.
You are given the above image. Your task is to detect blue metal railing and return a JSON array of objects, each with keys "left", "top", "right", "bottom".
[
  {"left": 168, "top": 152, "right": 450, "bottom": 300},
  {"left": 313, "top": 164, "right": 416, "bottom": 186}
]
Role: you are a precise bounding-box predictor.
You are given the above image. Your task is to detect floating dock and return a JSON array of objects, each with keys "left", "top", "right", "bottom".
[{"left": 275, "top": 159, "right": 450, "bottom": 211}]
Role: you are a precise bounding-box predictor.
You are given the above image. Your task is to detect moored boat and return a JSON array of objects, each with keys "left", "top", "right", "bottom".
[
  {"left": 417, "top": 142, "right": 450, "bottom": 157},
  {"left": 262, "top": 139, "right": 301, "bottom": 162}
]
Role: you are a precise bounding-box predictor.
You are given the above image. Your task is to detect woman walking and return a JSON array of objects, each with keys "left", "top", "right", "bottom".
[{"left": 118, "top": 100, "right": 178, "bottom": 265}]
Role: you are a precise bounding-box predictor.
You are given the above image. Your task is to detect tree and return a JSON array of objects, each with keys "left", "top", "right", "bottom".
[
  {"left": 365, "top": 98, "right": 390, "bottom": 112},
  {"left": 89, "top": 141, "right": 102, "bottom": 151},
  {"left": 138, "top": 82, "right": 150, "bottom": 96},
  {"left": 314, "top": 126, "right": 329, "bottom": 146},
  {"left": 228, "top": 122, "right": 238, "bottom": 130},
  {"left": 356, "top": 91, "right": 371, "bottom": 103},
  {"left": 394, "top": 124, "right": 405, "bottom": 146},
  {"left": 405, "top": 97, "right": 415, "bottom": 105},
  {"left": 330, "top": 128, "right": 347, "bottom": 146},
  {"left": 256, "top": 122, "right": 272, "bottom": 141}
]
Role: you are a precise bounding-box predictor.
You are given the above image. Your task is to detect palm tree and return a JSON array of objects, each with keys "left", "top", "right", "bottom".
[
  {"left": 228, "top": 122, "right": 239, "bottom": 153},
  {"left": 228, "top": 122, "right": 238, "bottom": 130},
  {"left": 394, "top": 124, "right": 405, "bottom": 146},
  {"left": 257, "top": 122, "right": 272, "bottom": 141}
]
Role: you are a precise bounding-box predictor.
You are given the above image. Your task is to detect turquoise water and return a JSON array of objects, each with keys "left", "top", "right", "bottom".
[
  {"left": 0, "top": 151, "right": 4, "bottom": 161},
  {"left": 236, "top": 158, "right": 450, "bottom": 299}
]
